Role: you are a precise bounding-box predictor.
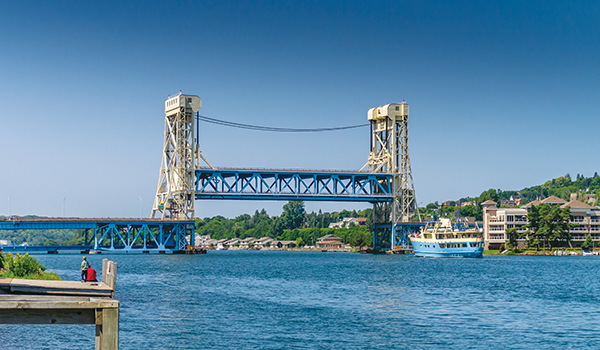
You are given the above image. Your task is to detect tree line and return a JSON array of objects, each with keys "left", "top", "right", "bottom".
[
  {"left": 195, "top": 201, "right": 373, "bottom": 248},
  {"left": 416, "top": 173, "right": 600, "bottom": 222},
  {"left": 504, "top": 203, "right": 572, "bottom": 250}
]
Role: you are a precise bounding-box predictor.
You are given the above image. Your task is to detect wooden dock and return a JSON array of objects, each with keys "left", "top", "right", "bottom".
[{"left": 0, "top": 259, "right": 120, "bottom": 350}]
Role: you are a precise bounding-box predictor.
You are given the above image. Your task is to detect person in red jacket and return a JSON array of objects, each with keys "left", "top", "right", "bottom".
[{"left": 86, "top": 266, "right": 98, "bottom": 282}]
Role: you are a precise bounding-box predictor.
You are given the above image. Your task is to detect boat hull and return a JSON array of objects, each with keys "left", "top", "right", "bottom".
[{"left": 411, "top": 240, "right": 484, "bottom": 258}]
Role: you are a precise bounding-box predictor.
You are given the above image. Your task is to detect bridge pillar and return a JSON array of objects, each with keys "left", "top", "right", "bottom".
[
  {"left": 362, "top": 102, "right": 421, "bottom": 250},
  {"left": 151, "top": 92, "right": 213, "bottom": 220}
]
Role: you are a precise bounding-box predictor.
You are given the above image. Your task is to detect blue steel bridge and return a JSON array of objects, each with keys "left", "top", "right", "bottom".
[
  {"left": 0, "top": 169, "right": 402, "bottom": 253},
  {"left": 1, "top": 94, "right": 422, "bottom": 253},
  {"left": 195, "top": 168, "right": 395, "bottom": 202},
  {"left": 0, "top": 218, "right": 193, "bottom": 253}
]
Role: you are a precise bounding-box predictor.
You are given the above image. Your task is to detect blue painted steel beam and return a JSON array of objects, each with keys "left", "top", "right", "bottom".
[
  {"left": 373, "top": 222, "right": 425, "bottom": 251},
  {"left": 195, "top": 168, "right": 394, "bottom": 202},
  {"left": 0, "top": 219, "right": 195, "bottom": 253},
  {"left": 0, "top": 245, "right": 91, "bottom": 253},
  {"left": 0, "top": 220, "right": 97, "bottom": 230}
]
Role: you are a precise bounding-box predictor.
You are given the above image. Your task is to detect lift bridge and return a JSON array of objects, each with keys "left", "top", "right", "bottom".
[{"left": 0, "top": 93, "right": 422, "bottom": 253}]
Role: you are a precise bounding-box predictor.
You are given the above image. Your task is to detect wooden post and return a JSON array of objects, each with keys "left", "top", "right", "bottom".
[
  {"left": 102, "top": 259, "right": 117, "bottom": 298},
  {"left": 102, "top": 259, "right": 108, "bottom": 283},
  {"left": 96, "top": 308, "right": 119, "bottom": 350}
]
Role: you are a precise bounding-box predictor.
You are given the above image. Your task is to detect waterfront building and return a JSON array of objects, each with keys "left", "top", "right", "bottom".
[
  {"left": 239, "top": 237, "right": 256, "bottom": 248},
  {"left": 272, "top": 240, "right": 296, "bottom": 249},
  {"left": 203, "top": 239, "right": 218, "bottom": 247},
  {"left": 223, "top": 238, "right": 239, "bottom": 247},
  {"left": 483, "top": 197, "right": 600, "bottom": 249},
  {"left": 254, "top": 237, "right": 275, "bottom": 248},
  {"left": 327, "top": 217, "right": 366, "bottom": 229},
  {"left": 316, "top": 234, "right": 343, "bottom": 249},
  {"left": 482, "top": 200, "right": 528, "bottom": 249}
]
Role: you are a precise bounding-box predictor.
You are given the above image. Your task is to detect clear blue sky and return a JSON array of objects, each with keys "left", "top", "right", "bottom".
[{"left": 1, "top": 1, "right": 599, "bottom": 218}]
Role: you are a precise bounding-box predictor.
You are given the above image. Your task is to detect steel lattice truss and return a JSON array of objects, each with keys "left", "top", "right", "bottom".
[
  {"left": 93, "top": 221, "right": 192, "bottom": 252},
  {"left": 373, "top": 222, "right": 424, "bottom": 250},
  {"left": 0, "top": 218, "right": 195, "bottom": 253},
  {"left": 195, "top": 169, "right": 395, "bottom": 202}
]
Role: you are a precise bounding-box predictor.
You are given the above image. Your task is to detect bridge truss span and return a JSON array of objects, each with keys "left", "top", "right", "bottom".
[{"left": 195, "top": 168, "right": 395, "bottom": 202}]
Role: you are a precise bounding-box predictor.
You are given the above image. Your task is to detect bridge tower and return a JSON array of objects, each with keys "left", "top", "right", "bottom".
[
  {"left": 360, "top": 102, "right": 420, "bottom": 249},
  {"left": 151, "top": 92, "right": 213, "bottom": 220}
]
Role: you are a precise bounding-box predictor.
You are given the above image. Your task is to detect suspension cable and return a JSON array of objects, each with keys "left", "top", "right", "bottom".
[{"left": 198, "top": 115, "right": 368, "bottom": 132}]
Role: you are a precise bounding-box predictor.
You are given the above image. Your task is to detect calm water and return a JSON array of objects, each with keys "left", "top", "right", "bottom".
[{"left": 2, "top": 251, "right": 600, "bottom": 349}]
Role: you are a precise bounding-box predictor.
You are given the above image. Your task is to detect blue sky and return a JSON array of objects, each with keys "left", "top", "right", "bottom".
[{"left": 1, "top": 1, "right": 599, "bottom": 219}]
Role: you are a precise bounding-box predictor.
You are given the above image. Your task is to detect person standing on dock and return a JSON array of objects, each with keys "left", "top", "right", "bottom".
[{"left": 80, "top": 256, "right": 90, "bottom": 282}]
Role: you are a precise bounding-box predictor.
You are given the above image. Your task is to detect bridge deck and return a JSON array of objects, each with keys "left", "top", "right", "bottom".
[
  {"left": 0, "top": 218, "right": 193, "bottom": 230},
  {"left": 0, "top": 219, "right": 194, "bottom": 253},
  {"left": 196, "top": 168, "right": 395, "bottom": 202}
]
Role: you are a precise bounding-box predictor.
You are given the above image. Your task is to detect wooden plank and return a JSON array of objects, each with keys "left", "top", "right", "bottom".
[
  {"left": 102, "top": 259, "right": 108, "bottom": 285},
  {"left": 0, "top": 298, "right": 119, "bottom": 310},
  {"left": 95, "top": 308, "right": 103, "bottom": 325},
  {"left": 0, "top": 295, "right": 108, "bottom": 302},
  {"left": 7, "top": 279, "right": 113, "bottom": 297},
  {"left": 8, "top": 279, "right": 113, "bottom": 291},
  {"left": 100, "top": 308, "right": 119, "bottom": 350},
  {"left": 0, "top": 278, "right": 13, "bottom": 293},
  {"left": 8, "top": 286, "right": 113, "bottom": 297},
  {"left": 104, "top": 261, "right": 117, "bottom": 299},
  {"left": 0, "top": 308, "right": 95, "bottom": 324}
]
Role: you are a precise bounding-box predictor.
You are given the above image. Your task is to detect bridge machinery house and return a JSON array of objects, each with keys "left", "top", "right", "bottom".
[{"left": 482, "top": 196, "right": 600, "bottom": 249}]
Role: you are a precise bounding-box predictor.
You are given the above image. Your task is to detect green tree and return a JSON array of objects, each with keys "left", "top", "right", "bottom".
[
  {"left": 281, "top": 201, "right": 306, "bottom": 230},
  {"left": 349, "top": 229, "right": 372, "bottom": 249},
  {"left": 272, "top": 217, "right": 285, "bottom": 237},
  {"left": 460, "top": 204, "right": 477, "bottom": 218},
  {"left": 0, "top": 253, "right": 60, "bottom": 280},
  {"left": 479, "top": 189, "right": 499, "bottom": 203},
  {"left": 506, "top": 228, "right": 519, "bottom": 249},
  {"left": 524, "top": 205, "right": 541, "bottom": 249},
  {"left": 525, "top": 204, "right": 572, "bottom": 250},
  {"left": 582, "top": 235, "right": 594, "bottom": 251},
  {"left": 296, "top": 237, "right": 305, "bottom": 247}
]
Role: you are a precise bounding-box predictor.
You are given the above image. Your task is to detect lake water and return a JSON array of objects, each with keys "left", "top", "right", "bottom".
[{"left": 2, "top": 251, "right": 600, "bottom": 349}]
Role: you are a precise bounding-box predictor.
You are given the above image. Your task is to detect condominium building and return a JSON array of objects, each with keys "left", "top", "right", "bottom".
[{"left": 482, "top": 196, "right": 600, "bottom": 249}]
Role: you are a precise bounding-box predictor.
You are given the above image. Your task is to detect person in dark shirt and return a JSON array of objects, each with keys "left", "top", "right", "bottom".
[{"left": 86, "top": 266, "right": 97, "bottom": 282}]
